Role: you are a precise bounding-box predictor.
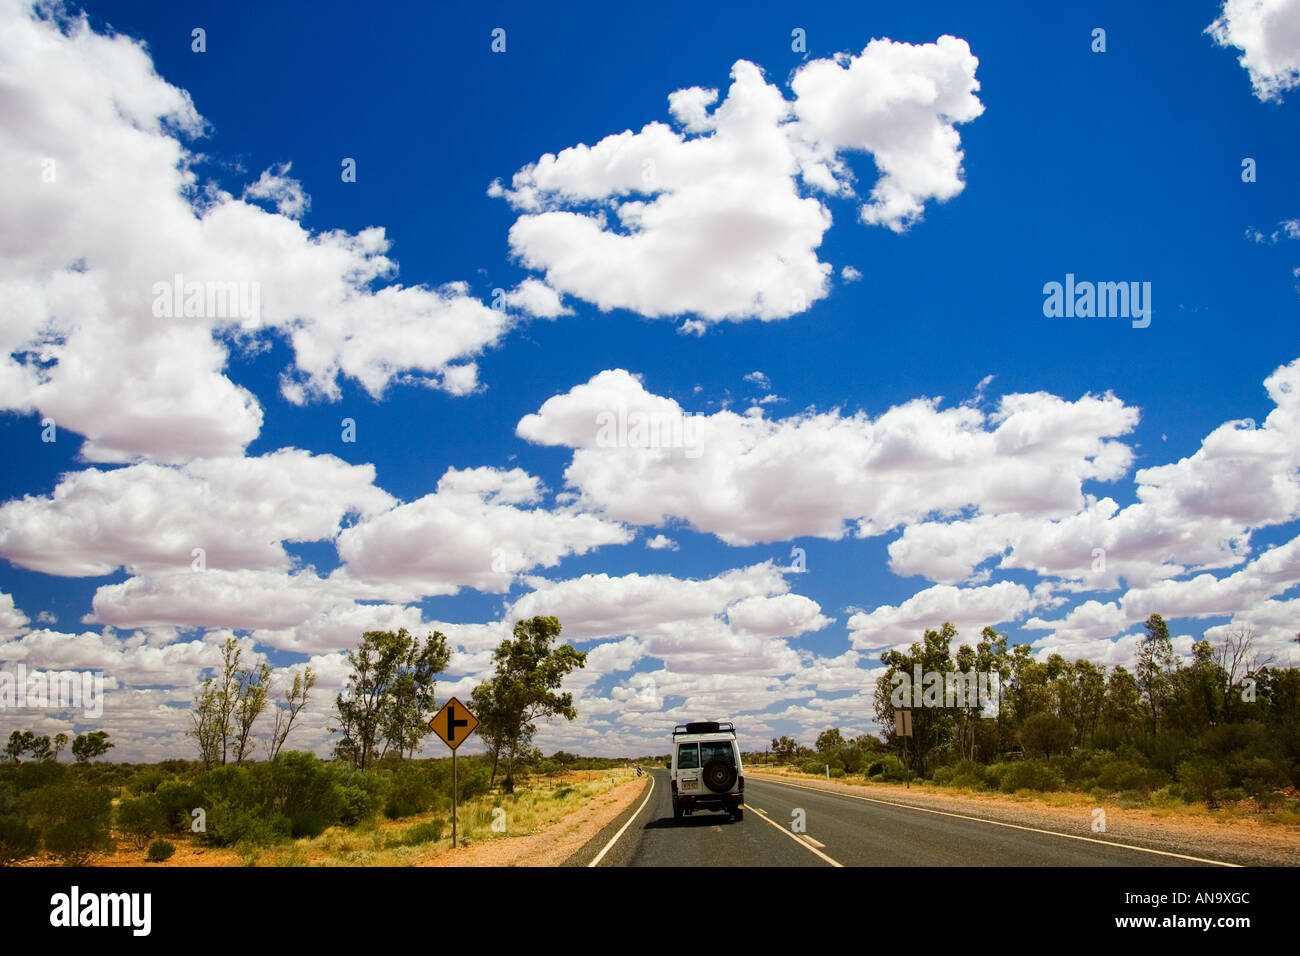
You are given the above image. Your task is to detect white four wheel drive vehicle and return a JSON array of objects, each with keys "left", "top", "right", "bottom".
[{"left": 668, "top": 720, "right": 744, "bottom": 822}]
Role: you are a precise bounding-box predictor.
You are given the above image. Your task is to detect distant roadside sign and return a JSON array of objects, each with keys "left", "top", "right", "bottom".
[
  {"left": 430, "top": 697, "right": 478, "bottom": 751},
  {"left": 894, "top": 710, "right": 913, "bottom": 738}
]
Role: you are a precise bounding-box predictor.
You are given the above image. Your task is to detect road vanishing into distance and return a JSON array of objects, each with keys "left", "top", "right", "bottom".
[{"left": 569, "top": 770, "right": 1239, "bottom": 868}]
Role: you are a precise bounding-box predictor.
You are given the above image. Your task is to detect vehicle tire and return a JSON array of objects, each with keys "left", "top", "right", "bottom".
[
  {"left": 702, "top": 759, "right": 737, "bottom": 793},
  {"left": 673, "top": 805, "right": 683, "bottom": 822},
  {"left": 732, "top": 808, "right": 744, "bottom": 822}
]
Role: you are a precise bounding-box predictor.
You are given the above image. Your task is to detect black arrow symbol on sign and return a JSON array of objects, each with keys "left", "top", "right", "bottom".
[{"left": 446, "top": 704, "right": 467, "bottom": 741}]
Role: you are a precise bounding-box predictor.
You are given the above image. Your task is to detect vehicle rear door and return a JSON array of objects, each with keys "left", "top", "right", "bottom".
[{"left": 676, "top": 741, "right": 701, "bottom": 797}]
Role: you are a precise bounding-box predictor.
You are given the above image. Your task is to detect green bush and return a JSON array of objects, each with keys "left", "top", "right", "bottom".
[
  {"left": 951, "top": 773, "right": 986, "bottom": 790},
  {"left": 1149, "top": 785, "right": 1187, "bottom": 808},
  {"left": 153, "top": 779, "right": 204, "bottom": 832},
  {"left": 829, "top": 767, "right": 846, "bottom": 778},
  {"left": 0, "top": 815, "right": 40, "bottom": 862},
  {"left": 996, "top": 760, "right": 1063, "bottom": 793},
  {"left": 116, "top": 793, "right": 169, "bottom": 848},
  {"left": 392, "top": 819, "right": 444, "bottom": 847},
  {"left": 1213, "top": 787, "right": 1246, "bottom": 805},
  {"left": 931, "top": 766, "right": 955, "bottom": 786},
  {"left": 262, "top": 752, "right": 343, "bottom": 822},
  {"left": 201, "top": 800, "right": 287, "bottom": 847},
  {"left": 44, "top": 818, "right": 112, "bottom": 864},
  {"left": 25, "top": 781, "right": 112, "bottom": 864},
  {"left": 195, "top": 764, "right": 260, "bottom": 810},
  {"left": 331, "top": 766, "right": 385, "bottom": 825},
  {"left": 867, "top": 755, "right": 907, "bottom": 782},
  {"left": 146, "top": 839, "right": 175, "bottom": 862},
  {"left": 384, "top": 764, "right": 439, "bottom": 819},
  {"left": 1177, "top": 760, "right": 1229, "bottom": 806},
  {"left": 289, "top": 811, "right": 326, "bottom": 839},
  {"left": 1096, "top": 760, "right": 1169, "bottom": 795}
]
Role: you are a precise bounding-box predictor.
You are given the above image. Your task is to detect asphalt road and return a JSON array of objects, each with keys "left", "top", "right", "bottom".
[{"left": 575, "top": 770, "right": 1237, "bottom": 867}]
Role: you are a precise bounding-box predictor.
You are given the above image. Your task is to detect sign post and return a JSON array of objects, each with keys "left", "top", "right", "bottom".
[
  {"left": 894, "top": 710, "right": 913, "bottom": 789},
  {"left": 429, "top": 696, "right": 478, "bottom": 848}
]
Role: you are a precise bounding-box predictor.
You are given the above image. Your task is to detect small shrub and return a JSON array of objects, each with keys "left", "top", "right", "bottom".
[
  {"left": 951, "top": 773, "right": 986, "bottom": 791},
  {"left": 384, "top": 765, "right": 438, "bottom": 819},
  {"left": 201, "top": 801, "right": 286, "bottom": 847},
  {"left": 1177, "top": 760, "right": 1229, "bottom": 806},
  {"left": 0, "top": 815, "right": 40, "bottom": 863},
  {"left": 867, "top": 755, "right": 907, "bottom": 783},
  {"left": 289, "top": 811, "right": 326, "bottom": 839},
  {"left": 1148, "top": 785, "right": 1186, "bottom": 808},
  {"left": 1213, "top": 787, "right": 1246, "bottom": 805},
  {"left": 997, "top": 760, "right": 1063, "bottom": 793},
  {"left": 25, "top": 781, "right": 113, "bottom": 864},
  {"left": 393, "top": 820, "right": 444, "bottom": 847},
  {"left": 153, "top": 779, "right": 205, "bottom": 833},
  {"left": 146, "top": 839, "right": 175, "bottom": 862},
  {"left": 116, "top": 793, "right": 169, "bottom": 848},
  {"left": 44, "top": 818, "right": 112, "bottom": 864},
  {"left": 931, "top": 766, "right": 955, "bottom": 786},
  {"left": 1097, "top": 760, "right": 1167, "bottom": 795}
]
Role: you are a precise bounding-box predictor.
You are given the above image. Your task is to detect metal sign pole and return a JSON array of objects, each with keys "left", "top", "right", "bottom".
[{"left": 429, "top": 696, "right": 477, "bottom": 853}]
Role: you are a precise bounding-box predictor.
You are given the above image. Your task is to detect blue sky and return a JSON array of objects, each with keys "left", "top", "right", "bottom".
[{"left": 1, "top": 0, "right": 1299, "bottom": 759}]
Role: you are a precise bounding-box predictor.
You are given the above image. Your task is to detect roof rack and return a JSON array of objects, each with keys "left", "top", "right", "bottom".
[{"left": 673, "top": 720, "right": 735, "bottom": 736}]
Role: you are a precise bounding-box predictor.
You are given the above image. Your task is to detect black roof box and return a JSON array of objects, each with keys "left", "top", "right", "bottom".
[{"left": 673, "top": 720, "right": 735, "bottom": 736}]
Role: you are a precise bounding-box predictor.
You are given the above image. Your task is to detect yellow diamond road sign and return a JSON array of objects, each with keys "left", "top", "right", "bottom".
[{"left": 430, "top": 696, "right": 478, "bottom": 751}]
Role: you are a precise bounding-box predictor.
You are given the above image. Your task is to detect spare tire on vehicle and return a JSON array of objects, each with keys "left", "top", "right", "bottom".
[{"left": 702, "top": 758, "right": 737, "bottom": 793}]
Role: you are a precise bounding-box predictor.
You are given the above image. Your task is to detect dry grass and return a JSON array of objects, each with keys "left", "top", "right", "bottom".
[{"left": 250, "top": 767, "right": 639, "bottom": 867}]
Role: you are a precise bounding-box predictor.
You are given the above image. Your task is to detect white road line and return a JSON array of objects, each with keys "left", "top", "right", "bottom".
[
  {"left": 750, "top": 775, "right": 1241, "bottom": 867},
  {"left": 749, "top": 806, "right": 844, "bottom": 867},
  {"left": 588, "top": 774, "right": 655, "bottom": 867}
]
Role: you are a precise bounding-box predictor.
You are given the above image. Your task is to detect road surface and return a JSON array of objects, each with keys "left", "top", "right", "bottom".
[{"left": 570, "top": 770, "right": 1237, "bottom": 867}]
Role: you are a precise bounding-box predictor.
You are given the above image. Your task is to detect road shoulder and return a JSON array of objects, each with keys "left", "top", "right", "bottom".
[{"left": 565, "top": 772, "right": 655, "bottom": 867}]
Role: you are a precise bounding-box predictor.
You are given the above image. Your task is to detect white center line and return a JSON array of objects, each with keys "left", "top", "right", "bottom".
[
  {"left": 749, "top": 805, "right": 843, "bottom": 867},
  {"left": 750, "top": 775, "right": 1240, "bottom": 867}
]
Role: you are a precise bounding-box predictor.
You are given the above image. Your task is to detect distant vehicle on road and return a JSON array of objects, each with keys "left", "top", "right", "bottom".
[{"left": 668, "top": 720, "right": 744, "bottom": 822}]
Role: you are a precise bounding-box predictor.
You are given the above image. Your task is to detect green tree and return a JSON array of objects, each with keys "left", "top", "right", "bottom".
[
  {"left": 70, "top": 730, "right": 113, "bottom": 763},
  {"left": 332, "top": 628, "right": 450, "bottom": 769},
  {"left": 189, "top": 638, "right": 280, "bottom": 766},
  {"left": 232, "top": 660, "right": 273, "bottom": 764},
  {"left": 874, "top": 622, "right": 958, "bottom": 775},
  {"left": 472, "top": 616, "right": 586, "bottom": 793},
  {"left": 268, "top": 667, "right": 317, "bottom": 759},
  {"left": 4, "top": 731, "right": 33, "bottom": 763},
  {"left": 1136, "top": 613, "right": 1174, "bottom": 736},
  {"left": 52, "top": 732, "right": 69, "bottom": 762},
  {"left": 27, "top": 735, "right": 53, "bottom": 762},
  {"left": 770, "top": 736, "right": 799, "bottom": 763},
  {"left": 1018, "top": 712, "right": 1074, "bottom": 757},
  {"left": 1100, "top": 665, "right": 1143, "bottom": 743}
]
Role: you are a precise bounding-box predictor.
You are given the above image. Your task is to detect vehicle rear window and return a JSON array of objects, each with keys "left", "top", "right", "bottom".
[
  {"left": 677, "top": 743, "right": 699, "bottom": 769},
  {"left": 700, "top": 742, "right": 735, "bottom": 765}
]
